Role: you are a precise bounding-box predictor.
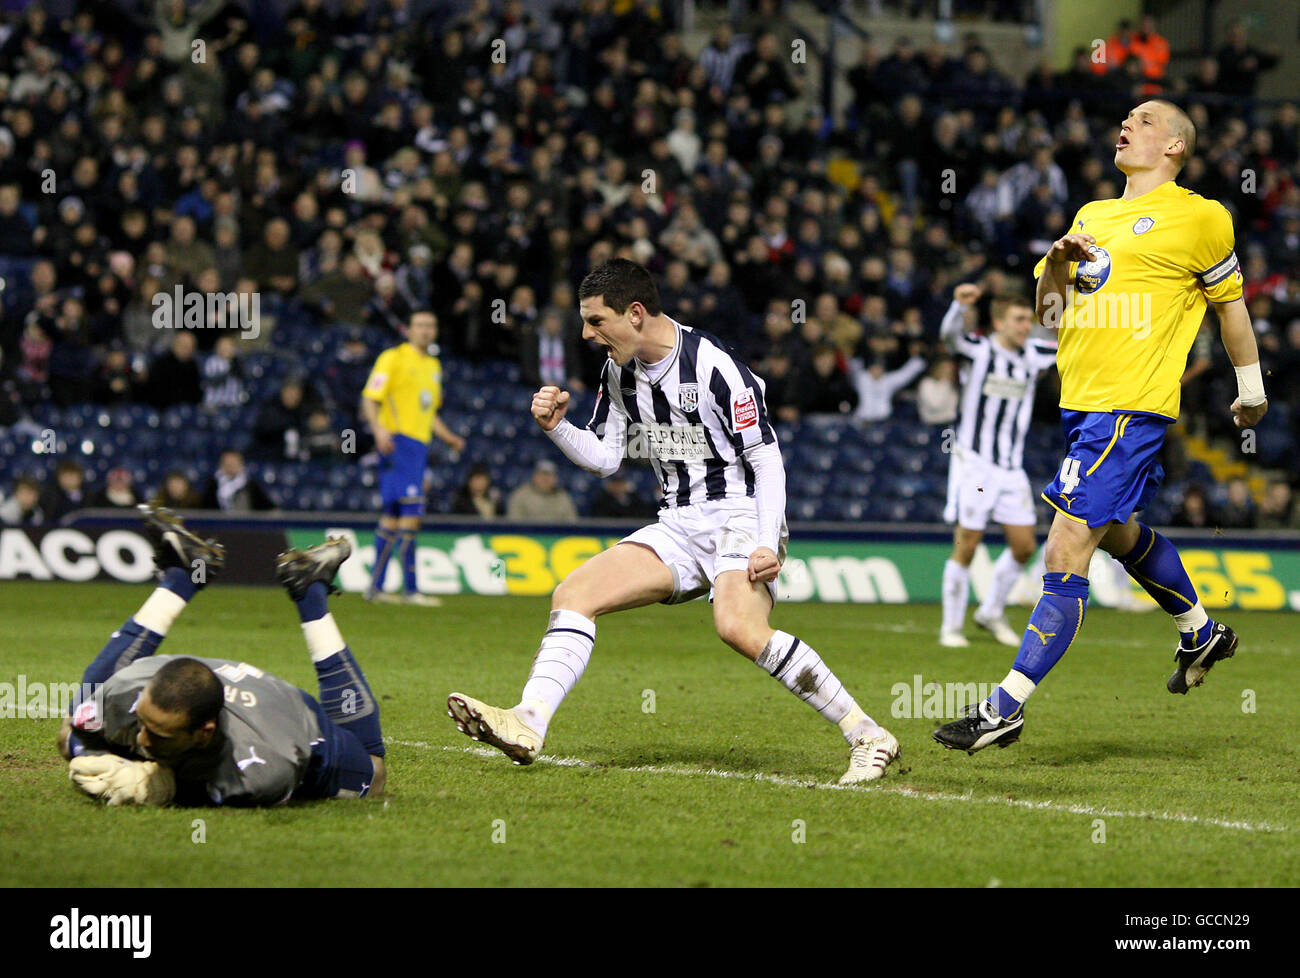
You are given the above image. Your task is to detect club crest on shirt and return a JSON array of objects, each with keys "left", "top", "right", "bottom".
[
  {"left": 1132, "top": 217, "right": 1155, "bottom": 235},
  {"left": 72, "top": 698, "right": 101, "bottom": 732},
  {"left": 678, "top": 383, "right": 699, "bottom": 413},
  {"left": 733, "top": 388, "right": 758, "bottom": 430}
]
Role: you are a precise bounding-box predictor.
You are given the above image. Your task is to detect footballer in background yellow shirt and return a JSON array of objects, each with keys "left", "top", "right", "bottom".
[
  {"left": 360, "top": 311, "right": 466, "bottom": 604},
  {"left": 935, "top": 100, "right": 1269, "bottom": 757}
]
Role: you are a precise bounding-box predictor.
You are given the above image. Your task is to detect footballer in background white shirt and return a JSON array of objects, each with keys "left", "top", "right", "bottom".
[
  {"left": 446, "top": 259, "right": 901, "bottom": 785},
  {"left": 939, "top": 284, "right": 1058, "bottom": 648}
]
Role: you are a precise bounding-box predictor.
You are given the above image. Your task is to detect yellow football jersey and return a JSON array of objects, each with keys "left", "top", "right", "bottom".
[
  {"left": 1033, "top": 181, "right": 1242, "bottom": 420},
  {"left": 362, "top": 343, "right": 443, "bottom": 442}
]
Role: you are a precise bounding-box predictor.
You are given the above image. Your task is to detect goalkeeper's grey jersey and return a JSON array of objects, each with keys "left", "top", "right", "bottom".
[{"left": 71, "top": 655, "right": 323, "bottom": 807}]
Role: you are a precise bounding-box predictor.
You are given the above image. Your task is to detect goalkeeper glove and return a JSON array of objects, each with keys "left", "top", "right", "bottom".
[{"left": 69, "top": 754, "right": 176, "bottom": 807}]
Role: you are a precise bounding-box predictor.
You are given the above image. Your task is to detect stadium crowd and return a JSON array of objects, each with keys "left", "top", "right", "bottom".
[{"left": 0, "top": 0, "right": 1296, "bottom": 527}]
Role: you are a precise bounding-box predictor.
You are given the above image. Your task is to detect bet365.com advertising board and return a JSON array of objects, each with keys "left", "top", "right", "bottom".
[
  {"left": 284, "top": 524, "right": 1300, "bottom": 611},
  {"left": 6, "top": 516, "right": 1300, "bottom": 611}
]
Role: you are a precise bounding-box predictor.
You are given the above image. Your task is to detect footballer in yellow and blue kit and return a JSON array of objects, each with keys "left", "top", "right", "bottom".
[{"left": 1035, "top": 181, "right": 1242, "bottom": 528}]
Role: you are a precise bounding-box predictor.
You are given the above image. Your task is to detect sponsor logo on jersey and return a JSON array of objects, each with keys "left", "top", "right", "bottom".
[
  {"left": 627, "top": 422, "right": 715, "bottom": 461},
  {"left": 1132, "top": 217, "right": 1155, "bottom": 235},
  {"left": 678, "top": 382, "right": 699, "bottom": 413},
  {"left": 1074, "top": 244, "right": 1112, "bottom": 294},
  {"left": 733, "top": 389, "right": 758, "bottom": 430},
  {"left": 981, "top": 374, "right": 1029, "bottom": 400}
]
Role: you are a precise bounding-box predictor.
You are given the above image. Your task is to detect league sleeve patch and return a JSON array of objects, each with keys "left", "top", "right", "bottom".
[
  {"left": 733, "top": 388, "right": 758, "bottom": 431},
  {"left": 72, "top": 698, "right": 101, "bottom": 733}
]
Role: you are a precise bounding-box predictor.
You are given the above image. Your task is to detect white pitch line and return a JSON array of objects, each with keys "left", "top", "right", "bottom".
[{"left": 389, "top": 739, "right": 1290, "bottom": 834}]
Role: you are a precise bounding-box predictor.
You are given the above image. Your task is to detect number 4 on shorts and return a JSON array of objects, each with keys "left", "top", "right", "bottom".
[{"left": 1059, "top": 457, "right": 1082, "bottom": 494}]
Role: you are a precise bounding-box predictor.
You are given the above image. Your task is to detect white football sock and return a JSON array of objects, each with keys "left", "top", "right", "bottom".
[
  {"left": 756, "top": 631, "right": 883, "bottom": 744},
  {"left": 133, "top": 587, "right": 188, "bottom": 636},
  {"left": 516, "top": 609, "right": 595, "bottom": 737},
  {"left": 977, "top": 549, "right": 1026, "bottom": 620},
  {"left": 941, "top": 559, "right": 971, "bottom": 632}
]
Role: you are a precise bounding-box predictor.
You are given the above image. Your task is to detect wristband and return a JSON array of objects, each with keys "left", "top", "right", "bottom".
[{"left": 1234, "top": 361, "right": 1266, "bottom": 407}]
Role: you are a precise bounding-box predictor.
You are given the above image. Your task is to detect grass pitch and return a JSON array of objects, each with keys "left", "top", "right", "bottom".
[{"left": 2, "top": 581, "right": 1297, "bottom": 887}]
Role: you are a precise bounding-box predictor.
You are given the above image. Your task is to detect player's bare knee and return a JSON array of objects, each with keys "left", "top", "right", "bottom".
[
  {"left": 712, "top": 610, "right": 765, "bottom": 658},
  {"left": 1011, "top": 544, "right": 1035, "bottom": 564},
  {"left": 551, "top": 575, "right": 598, "bottom": 619}
]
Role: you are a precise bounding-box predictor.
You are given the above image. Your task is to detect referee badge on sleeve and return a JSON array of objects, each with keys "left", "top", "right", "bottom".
[{"left": 678, "top": 383, "right": 698, "bottom": 413}]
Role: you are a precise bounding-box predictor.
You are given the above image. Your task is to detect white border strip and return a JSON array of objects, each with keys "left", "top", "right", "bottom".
[{"left": 390, "top": 739, "right": 1289, "bottom": 834}]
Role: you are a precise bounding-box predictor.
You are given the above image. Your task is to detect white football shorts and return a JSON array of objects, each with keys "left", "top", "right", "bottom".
[
  {"left": 944, "top": 447, "right": 1036, "bottom": 531},
  {"left": 620, "top": 498, "right": 789, "bottom": 605}
]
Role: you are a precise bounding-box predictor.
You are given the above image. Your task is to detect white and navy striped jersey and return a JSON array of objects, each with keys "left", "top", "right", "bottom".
[
  {"left": 942, "top": 302, "right": 1056, "bottom": 471},
  {"left": 585, "top": 320, "right": 777, "bottom": 508}
]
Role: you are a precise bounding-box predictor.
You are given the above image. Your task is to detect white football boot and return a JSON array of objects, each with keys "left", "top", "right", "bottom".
[
  {"left": 447, "top": 693, "right": 543, "bottom": 765},
  {"left": 939, "top": 630, "right": 970, "bottom": 648},
  {"left": 972, "top": 609, "right": 1021, "bottom": 647},
  {"left": 839, "top": 729, "right": 901, "bottom": 785}
]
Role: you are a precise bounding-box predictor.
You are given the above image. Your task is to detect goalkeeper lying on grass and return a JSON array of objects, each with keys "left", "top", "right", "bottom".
[{"left": 58, "top": 506, "right": 385, "bottom": 806}]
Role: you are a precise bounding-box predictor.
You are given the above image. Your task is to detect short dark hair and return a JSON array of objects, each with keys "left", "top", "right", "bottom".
[
  {"left": 147, "top": 657, "right": 223, "bottom": 731},
  {"left": 991, "top": 293, "right": 1034, "bottom": 321},
  {"left": 578, "top": 258, "right": 662, "bottom": 316}
]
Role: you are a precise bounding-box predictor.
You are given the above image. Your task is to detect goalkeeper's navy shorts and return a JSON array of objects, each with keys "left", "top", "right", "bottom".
[
  {"left": 1040, "top": 409, "right": 1171, "bottom": 528},
  {"left": 377, "top": 433, "right": 427, "bottom": 518},
  {"left": 294, "top": 693, "right": 378, "bottom": 800}
]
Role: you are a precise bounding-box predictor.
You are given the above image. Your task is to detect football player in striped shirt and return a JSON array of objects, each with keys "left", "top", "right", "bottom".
[
  {"left": 938, "top": 284, "right": 1057, "bottom": 649},
  {"left": 360, "top": 311, "right": 465, "bottom": 605},
  {"left": 935, "top": 100, "right": 1267, "bottom": 754},
  {"left": 448, "top": 259, "right": 901, "bottom": 784}
]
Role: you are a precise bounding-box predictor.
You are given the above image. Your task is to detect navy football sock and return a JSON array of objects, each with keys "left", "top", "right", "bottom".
[
  {"left": 369, "top": 526, "right": 396, "bottom": 594},
  {"left": 298, "top": 583, "right": 384, "bottom": 756},
  {"left": 989, "top": 573, "right": 1090, "bottom": 717},
  {"left": 398, "top": 529, "right": 417, "bottom": 594},
  {"left": 1119, "top": 524, "right": 1212, "bottom": 648}
]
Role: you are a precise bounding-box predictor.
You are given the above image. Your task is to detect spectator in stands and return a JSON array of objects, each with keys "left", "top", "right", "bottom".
[
  {"left": 521, "top": 307, "right": 585, "bottom": 394},
  {"left": 152, "top": 470, "right": 201, "bottom": 510},
  {"left": 300, "top": 253, "right": 373, "bottom": 324},
  {"left": 143, "top": 331, "right": 202, "bottom": 410},
  {"left": 302, "top": 409, "right": 342, "bottom": 461},
  {"left": 451, "top": 464, "right": 502, "bottom": 519},
  {"left": 202, "top": 450, "right": 276, "bottom": 512},
  {"left": 91, "top": 467, "right": 139, "bottom": 509},
  {"left": 506, "top": 459, "right": 577, "bottom": 523},
  {"left": 1258, "top": 480, "right": 1300, "bottom": 530},
  {"left": 251, "top": 377, "right": 315, "bottom": 461},
  {"left": 589, "top": 469, "right": 655, "bottom": 519},
  {"left": 1219, "top": 477, "right": 1257, "bottom": 529},
  {"left": 243, "top": 217, "right": 300, "bottom": 296},
  {"left": 1216, "top": 20, "right": 1280, "bottom": 97},
  {"left": 1172, "top": 485, "right": 1216, "bottom": 529},
  {"left": 0, "top": 475, "right": 46, "bottom": 526},
  {"left": 323, "top": 327, "right": 373, "bottom": 418},
  {"left": 201, "top": 335, "right": 247, "bottom": 412},
  {"left": 799, "top": 341, "right": 859, "bottom": 416},
  {"left": 41, "top": 460, "right": 87, "bottom": 521},
  {"left": 917, "top": 357, "right": 960, "bottom": 426},
  {"left": 848, "top": 344, "right": 928, "bottom": 423},
  {"left": 92, "top": 343, "right": 141, "bottom": 404}
]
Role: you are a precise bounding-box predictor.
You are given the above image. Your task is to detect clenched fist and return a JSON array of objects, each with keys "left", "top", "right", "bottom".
[
  {"left": 1044, "top": 232, "right": 1097, "bottom": 266},
  {"left": 748, "top": 546, "right": 781, "bottom": 584},
  {"left": 531, "top": 386, "right": 571, "bottom": 431}
]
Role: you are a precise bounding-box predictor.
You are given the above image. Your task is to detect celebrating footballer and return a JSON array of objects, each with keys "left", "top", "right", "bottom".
[{"left": 447, "top": 259, "right": 901, "bottom": 784}]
